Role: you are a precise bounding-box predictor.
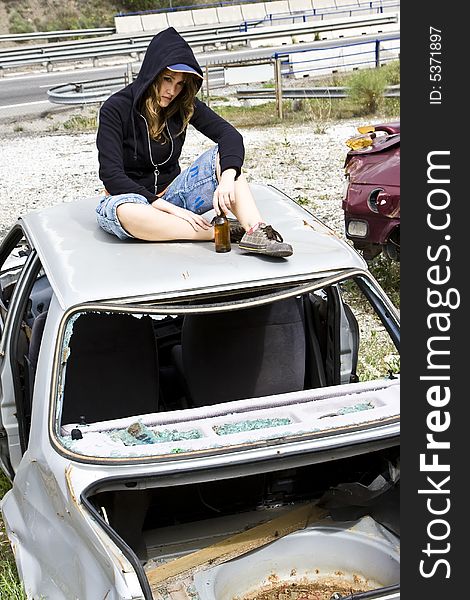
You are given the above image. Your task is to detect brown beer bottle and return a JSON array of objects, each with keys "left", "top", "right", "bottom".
[{"left": 214, "top": 212, "right": 231, "bottom": 253}]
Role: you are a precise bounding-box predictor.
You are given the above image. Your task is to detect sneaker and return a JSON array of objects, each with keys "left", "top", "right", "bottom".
[
  {"left": 228, "top": 218, "right": 245, "bottom": 244},
  {"left": 238, "top": 223, "right": 293, "bottom": 258}
]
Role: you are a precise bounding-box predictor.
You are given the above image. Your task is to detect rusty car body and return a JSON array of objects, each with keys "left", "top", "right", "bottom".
[{"left": 342, "top": 122, "right": 400, "bottom": 261}]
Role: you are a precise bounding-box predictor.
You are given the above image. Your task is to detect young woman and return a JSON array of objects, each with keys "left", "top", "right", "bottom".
[{"left": 96, "top": 27, "right": 293, "bottom": 258}]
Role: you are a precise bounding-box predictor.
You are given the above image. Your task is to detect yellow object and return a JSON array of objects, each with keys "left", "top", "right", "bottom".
[
  {"left": 345, "top": 134, "right": 374, "bottom": 150},
  {"left": 357, "top": 125, "right": 376, "bottom": 134}
]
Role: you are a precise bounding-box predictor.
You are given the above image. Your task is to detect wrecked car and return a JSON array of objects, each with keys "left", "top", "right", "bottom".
[
  {"left": 342, "top": 122, "right": 400, "bottom": 261},
  {"left": 0, "top": 184, "right": 400, "bottom": 599}
]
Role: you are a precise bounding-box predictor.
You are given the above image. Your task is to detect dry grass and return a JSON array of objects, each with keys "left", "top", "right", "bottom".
[{"left": 0, "top": 473, "right": 26, "bottom": 599}]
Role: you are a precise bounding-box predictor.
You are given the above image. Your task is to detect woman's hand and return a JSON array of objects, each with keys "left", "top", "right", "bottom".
[
  {"left": 171, "top": 206, "right": 212, "bottom": 231},
  {"left": 213, "top": 169, "right": 236, "bottom": 215},
  {"left": 152, "top": 198, "right": 211, "bottom": 231}
]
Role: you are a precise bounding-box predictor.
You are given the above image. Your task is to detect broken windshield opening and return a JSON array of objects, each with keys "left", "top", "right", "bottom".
[{"left": 54, "top": 276, "right": 399, "bottom": 460}]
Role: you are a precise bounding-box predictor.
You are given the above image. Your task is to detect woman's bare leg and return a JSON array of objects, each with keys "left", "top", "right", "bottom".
[
  {"left": 215, "top": 155, "right": 293, "bottom": 257},
  {"left": 215, "top": 156, "right": 262, "bottom": 231},
  {"left": 116, "top": 152, "right": 263, "bottom": 241},
  {"left": 230, "top": 173, "right": 263, "bottom": 230},
  {"left": 116, "top": 203, "right": 214, "bottom": 242}
]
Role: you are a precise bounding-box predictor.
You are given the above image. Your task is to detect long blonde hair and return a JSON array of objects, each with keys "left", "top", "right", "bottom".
[{"left": 142, "top": 69, "right": 199, "bottom": 141}]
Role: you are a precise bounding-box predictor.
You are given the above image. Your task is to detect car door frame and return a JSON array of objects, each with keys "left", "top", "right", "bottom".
[{"left": 0, "top": 226, "right": 43, "bottom": 478}]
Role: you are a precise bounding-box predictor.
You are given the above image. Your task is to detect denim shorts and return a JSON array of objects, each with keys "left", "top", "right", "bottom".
[{"left": 96, "top": 145, "right": 219, "bottom": 240}]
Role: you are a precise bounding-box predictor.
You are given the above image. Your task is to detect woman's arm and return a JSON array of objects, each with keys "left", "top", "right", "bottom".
[
  {"left": 190, "top": 100, "right": 245, "bottom": 214},
  {"left": 213, "top": 167, "right": 237, "bottom": 215},
  {"left": 97, "top": 102, "right": 156, "bottom": 202},
  {"left": 190, "top": 99, "right": 245, "bottom": 178}
]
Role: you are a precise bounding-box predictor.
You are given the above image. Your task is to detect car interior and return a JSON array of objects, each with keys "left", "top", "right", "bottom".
[
  {"left": 6, "top": 267, "right": 399, "bottom": 431},
  {"left": 55, "top": 286, "right": 365, "bottom": 427}
]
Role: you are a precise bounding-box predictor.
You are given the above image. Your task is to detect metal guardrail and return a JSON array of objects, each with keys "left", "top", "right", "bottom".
[
  {"left": 277, "top": 36, "right": 400, "bottom": 77},
  {"left": 0, "top": 27, "right": 115, "bottom": 44},
  {"left": 47, "top": 34, "right": 399, "bottom": 110},
  {"left": 48, "top": 79, "right": 400, "bottom": 105},
  {"left": 0, "top": 38, "right": 151, "bottom": 70},
  {"left": 47, "top": 66, "right": 227, "bottom": 104},
  {"left": 0, "top": 13, "right": 398, "bottom": 73},
  {"left": 0, "top": 25, "right": 242, "bottom": 63},
  {"left": 236, "top": 84, "right": 400, "bottom": 99},
  {"left": 47, "top": 77, "right": 128, "bottom": 104}
]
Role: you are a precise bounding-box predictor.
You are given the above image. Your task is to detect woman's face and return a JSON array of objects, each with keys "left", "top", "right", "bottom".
[{"left": 157, "top": 70, "right": 186, "bottom": 107}]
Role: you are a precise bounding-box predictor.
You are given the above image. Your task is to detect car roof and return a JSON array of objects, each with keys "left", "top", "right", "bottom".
[{"left": 20, "top": 184, "right": 366, "bottom": 309}]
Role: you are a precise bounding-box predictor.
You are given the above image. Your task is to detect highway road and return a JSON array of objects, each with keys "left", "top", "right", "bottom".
[
  {"left": 0, "top": 31, "right": 399, "bottom": 121},
  {"left": 0, "top": 65, "right": 127, "bottom": 121}
]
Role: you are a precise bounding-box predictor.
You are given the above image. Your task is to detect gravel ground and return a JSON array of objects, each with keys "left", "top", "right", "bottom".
[{"left": 0, "top": 113, "right": 389, "bottom": 243}]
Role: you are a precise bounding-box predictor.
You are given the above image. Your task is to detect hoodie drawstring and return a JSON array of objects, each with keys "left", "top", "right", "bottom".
[
  {"left": 132, "top": 117, "right": 137, "bottom": 161},
  {"left": 139, "top": 114, "right": 174, "bottom": 194}
]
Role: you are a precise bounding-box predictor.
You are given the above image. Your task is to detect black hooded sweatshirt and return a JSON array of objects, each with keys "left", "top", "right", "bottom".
[{"left": 96, "top": 27, "right": 244, "bottom": 203}]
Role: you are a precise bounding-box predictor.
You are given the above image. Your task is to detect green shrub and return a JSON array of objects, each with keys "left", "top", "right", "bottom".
[
  {"left": 122, "top": 0, "right": 207, "bottom": 10},
  {"left": 0, "top": 562, "right": 26, "bottom": 600},
  {"left": 381, "top": 97, "right": 400, "bottom": 118},
  {"left": 369, "top": 254, "right": 400, "bottom": 308},
  {"left": 41, "top": 9, "right": 96, "bottom": 31},
  {"left": 8, "top": 10, "right": 34, "bottom": 34},
  {"left": 347, "top": 67, "right": 389, "bottom": 115},
  {"left": 123, "top": 0, "right": 167, "bottom": 10},
  {"left": 381, "top": 60, "right": 400, "bottom": 85},
  {"left": 1, "top": 472, "right": 26, "bottom": 599},
  {"left": 63, "top": 114, "right": 98, "bottom": 131}
]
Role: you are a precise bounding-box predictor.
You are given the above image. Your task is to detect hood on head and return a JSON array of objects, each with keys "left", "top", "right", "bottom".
[{"left": 132, "top": 27, "right": 203, "bottom": 108}]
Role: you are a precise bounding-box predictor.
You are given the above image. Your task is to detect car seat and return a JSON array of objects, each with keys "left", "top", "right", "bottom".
[
  {"left": 61, "top": 312, "right": 159, "bottom": 425},
  {"left": 177, "top": 296, "right": 306, "bottom": 407},
  {"left": 28, "top": 309, "right": 48, "bottom": 374},
  {"left": 305, "top": 288, "right": 359, "bottom": 387}
]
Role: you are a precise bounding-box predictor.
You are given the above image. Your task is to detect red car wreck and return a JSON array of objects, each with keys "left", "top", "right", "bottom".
[{"left": 342, "top": 122, "right": 400, "bottom": 261}]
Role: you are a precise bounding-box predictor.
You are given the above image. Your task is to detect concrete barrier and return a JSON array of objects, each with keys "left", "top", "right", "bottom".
[
  {"left": 250, "top": 35, "right": 294, "bottom": 47},
  {"left": 167, "top": 11, "right": 195, "bottom": 28},
  {"left": 264, "top": 1, "right": 290, "bottom": 16},
  {"left": 224, "top": 63, "right": 274, "bottom": 84},
  {"left": 192, "top": 8, "right": 219, "bottom": 26},
  {"left": 288, "top": 0, "right": 315, "bottom": 13},
  {"left": 288, "top": 41, "right": 377, "bottom": 77},
  {"left": 140, "top": 13, "right": 169, "bottom": 32},
  {"left": 292, "top": 32, "right": 318, "bottom": 42},
  {"left": 335, "top": 0, "right": 359, "bottom": 7},
  {"left": 115, "top": 0, "right": 387, "bottom": 34},
  {"left": 354, "top": 7, "right": 381, "bottom": 15},
  {"left": 335, "top": 24, "right": 387, "bottom": 38},
  {"left": 312, "top": 0, "right": 334, "bottom": 10},
  {"left": 240, "top": 3, "right": 268, "bottom": 21},
  {"left": 216, "top": 5, "right": 244, "bottom": 23},
  {"left": 115, "top": 15, "right": 143, "bottom": 33}
]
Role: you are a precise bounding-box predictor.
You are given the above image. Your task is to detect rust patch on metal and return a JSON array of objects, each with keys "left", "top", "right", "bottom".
[{"left": 236, "top": 573, "right": 374, "bottom": 600}]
